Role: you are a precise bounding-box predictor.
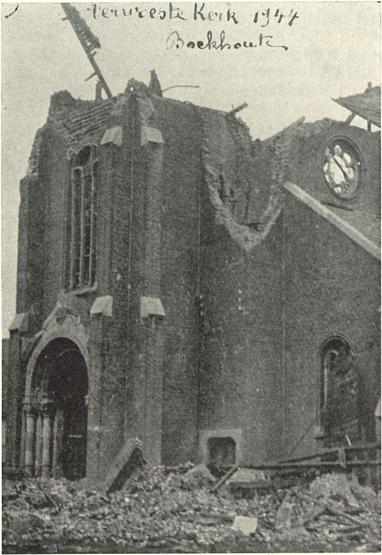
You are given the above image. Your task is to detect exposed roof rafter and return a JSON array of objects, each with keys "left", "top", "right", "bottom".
[{"left": 333, "top": 86, "right": 381, "bottom": 128}]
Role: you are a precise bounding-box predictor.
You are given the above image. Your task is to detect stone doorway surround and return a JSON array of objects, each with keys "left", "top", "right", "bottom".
[{"left": 22, "top": 301, "right": 90, "bottom": 479}]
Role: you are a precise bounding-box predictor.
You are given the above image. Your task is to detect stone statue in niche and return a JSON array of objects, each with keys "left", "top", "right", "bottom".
[
  {"left": 229, "top": 188, "right": 239, "bottom": 217},
  {"left": 218, "top": 172, "right": 240, "bottom": 217},
  {"left": 218, "top": 173, "right": 230, "bottom": 207},
  {"left": 218, "top": 172, "right": 264, "bottom": 230}
]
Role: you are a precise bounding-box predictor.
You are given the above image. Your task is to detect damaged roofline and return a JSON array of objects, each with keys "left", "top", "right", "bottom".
[
  {"left": 284, "top": 182, "right": 381, "bottom": 261},
  {"left": 333, "top": 97, "right": 381, "bottom": 128}
]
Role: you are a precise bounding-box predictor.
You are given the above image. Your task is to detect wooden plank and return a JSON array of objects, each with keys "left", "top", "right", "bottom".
[
  {"left": 210, "top": 465, "right": 239, "bottom": 493},
  {"left": 226, "top": 103, "right": 248, "bottom": 118},
  {"left": 277, "top": 442, "right": 380, "bottom": 464},
  {"left": 242, "top": 459, "right": 380, "bottom": 471},
  {"left": 345, "top": 113, "right": 355, "bottom": 124}
]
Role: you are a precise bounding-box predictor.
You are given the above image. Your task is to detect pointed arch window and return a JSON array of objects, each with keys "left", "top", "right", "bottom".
[
  {"left": 320, "top": 336, "right": 352, "bottom": 414},
  {"left": 318, "top": 335, "right": 358, "bottom": 444},
  {"left": 67, "top": 145, "right": 98, "bottom": 290}
]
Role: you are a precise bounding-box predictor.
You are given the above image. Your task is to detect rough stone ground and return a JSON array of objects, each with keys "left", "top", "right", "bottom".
[{"left": 2, "top": 465, "right": 381, "bottom": 553}]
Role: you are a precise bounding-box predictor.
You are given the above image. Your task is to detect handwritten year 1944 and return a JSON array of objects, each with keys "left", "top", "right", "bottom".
[{"left": 88, "top": 3, "right": 299, "bottom": 27}]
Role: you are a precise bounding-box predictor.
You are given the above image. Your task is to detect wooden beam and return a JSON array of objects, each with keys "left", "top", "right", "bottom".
[
  {"left": 345, "top": 113, "right": 355, "bottom": 124},
  {"left": 61, "top": 4, "right": 112, "bottom": 99},
  {"left": 210, "top": 465, "right": 239, "bottom": 493},
  {"left": 284, "top": 182, "right": 381, "bottom": 260},
  {"left": 226, "top": 102, "right": 248, "bottom": 118},
  {"left": 277, "top": 442, "right": 380, "bottom": 464}
]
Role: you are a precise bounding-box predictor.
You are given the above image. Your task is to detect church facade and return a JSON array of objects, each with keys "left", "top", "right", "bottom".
[{"left": 5, "top": 79, "right": 380, "bottom": 482}]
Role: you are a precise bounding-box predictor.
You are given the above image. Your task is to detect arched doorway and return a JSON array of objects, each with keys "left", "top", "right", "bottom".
[
  {"left": 319, "top": 335, "right": 360, "bottom": 446},
  {"left": 24, "top": 338, "right": 88, "bottom": 480}
]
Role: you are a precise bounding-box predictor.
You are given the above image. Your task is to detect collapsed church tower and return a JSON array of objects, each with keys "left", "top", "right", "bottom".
[{"left": 5, "top": 76, "right": 380, "bottom": 483}]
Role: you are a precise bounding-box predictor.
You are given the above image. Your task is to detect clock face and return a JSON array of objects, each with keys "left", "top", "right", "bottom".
[{"left": 322, "top": 138, "right": 361, "bottom": 200}]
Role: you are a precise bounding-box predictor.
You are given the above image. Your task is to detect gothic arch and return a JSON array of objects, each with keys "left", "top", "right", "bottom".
[
  {"left": 22, "top": 302, "right": 91, "bottom": 479},
  {"left": 317, "top": 334, "right": 361, "bottom": 446},
  {"left": 318, "top": 332, "right": 354, "bottom": 359},
  {"left": 25, "top": 328, "right": 89, "bottom": 402}
]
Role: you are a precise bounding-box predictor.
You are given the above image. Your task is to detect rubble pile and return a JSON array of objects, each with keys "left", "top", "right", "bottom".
[{"left": 2, "top": 466, "right": 381, "bottom": 553}]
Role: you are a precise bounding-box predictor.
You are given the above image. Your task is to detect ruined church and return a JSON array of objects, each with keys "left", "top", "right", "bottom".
[{"left": 3, "top": 71, "right": 380, "bottom": 483}]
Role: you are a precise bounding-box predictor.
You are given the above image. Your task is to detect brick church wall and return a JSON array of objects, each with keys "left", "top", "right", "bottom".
[
  {"left": 121, "top": 94, "right": 149, "bottom": 446},
  {"left": 283, "top": 194, "right": 380, "bottom": 456},
  {"left": 16, "top": 149, "right": 47, "bottom": 331},
  {"left": 198, "top": 224, "right": 284, "bottom": 464},
  {"left": 279, "top": 121, "right": 380, "bottom": 456},
  {"left": 152, "top": 97, "right": 203, "bottom": 464},
  {"left": 9, "top": 93, "right": 128, "bottom": 476},
  {"left": 38, "top": 128, "right": 69, "bottom": 321},
  {"left": 113, "top": 92, "right": 202, "bottom": 464},
  {"left": 8, "top": 82, "right": 380, "bottom": 475},
  {"left": 197, "top": 110, "right": 285, "bottom": 465},
  {"left": 93, "top": 140, "right": 129, "bottom": 473}
]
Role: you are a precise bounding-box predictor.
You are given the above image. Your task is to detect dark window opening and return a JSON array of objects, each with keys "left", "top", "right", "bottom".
[
  {"left": 67, "top": 146, "right": 98, "bottom": 290},
  {"left": 208, "top": 436, "right": 236, "bottom": 468},
  {"left": 320, "top": 336, "right": 352, "bottom": 412},
  {"left": 319, "top": 336, "right": 359, "bottom": 446},
  {"left": 218, "top": 174, "right": 226, "bottom": 202},
  {"left": 74, "top": 145, "right": 91, "bottom": 166}
]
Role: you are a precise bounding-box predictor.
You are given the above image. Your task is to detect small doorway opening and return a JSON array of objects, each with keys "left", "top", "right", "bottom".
[{"left": 207, "top": 436, "right": 236, "bottom": 468}]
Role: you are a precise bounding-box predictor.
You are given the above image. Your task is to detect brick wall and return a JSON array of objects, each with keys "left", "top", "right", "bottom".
[
  {"left": 9, "top": 94, "right": 123, "bottom": 474},
  {"left": 282, "top": 194, "right": 380, "bottom": 456},
  {"left": 198, "top": 223, "right": 283, "bottom": 464},
  {"left": 16, "top": 173, "right": 46, "bottom": 331},
  {"left": 151, "top": 97, "right": 203, "bottom": 464},
  {"left": 39, "top": 128, "right": 69, "bottom": 320},
  {"left": 197, "top": 109, "right": 285, "bottom": 465}
]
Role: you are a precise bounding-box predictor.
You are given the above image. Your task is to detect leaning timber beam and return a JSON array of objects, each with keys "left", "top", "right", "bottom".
[
  {"left": 243, "top": 460, "right": 381, "bottom": 471},
  {"left": 276, "top": 442, "right": 380, "bottom": 465},
  {"left": 226, "top": 102, "right": 248, "bottom": 118}
]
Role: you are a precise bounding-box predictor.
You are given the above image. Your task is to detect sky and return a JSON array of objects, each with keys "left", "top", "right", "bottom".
[{"left": 1, "top": 1, "right": 381, "bottom": 334}]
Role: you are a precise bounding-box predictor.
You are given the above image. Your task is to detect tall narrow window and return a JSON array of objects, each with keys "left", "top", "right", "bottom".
[
  {"left": 319, "top": 336, "right": 359, "bottom": 446},
  {"left": 320, "top": 336, "right": 352, "bottom": 414},
  {"left": 67, "top": 146, "right": 98, "bottom": 290}
]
